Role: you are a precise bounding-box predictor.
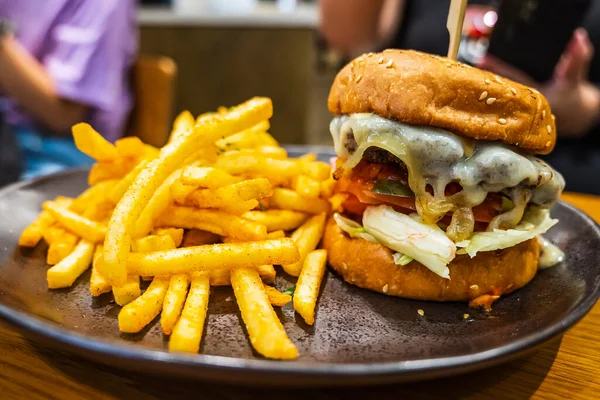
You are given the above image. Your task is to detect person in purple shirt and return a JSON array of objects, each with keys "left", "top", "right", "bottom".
[{"left": 0, "top": 0, "right": 137, "bottom": 182}]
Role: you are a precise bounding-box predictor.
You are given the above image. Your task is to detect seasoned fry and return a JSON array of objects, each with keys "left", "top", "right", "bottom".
[
  {"left": 112, "top": 276, "right": 141, "bottom": 306},
  {"left": 231, "top": 268, "right": 298, "bottom": 359},
  {"left": 329, "top": 193, "right": 348, "bottom": 213},
  {"left": 127, "top": 238, "right": 299, "bottom": 276},
  {"left": 282, "top": 213, "right": 327, "bottom": 276},
  {"left": 271, "top": 188, "right": 331, "bottom": 214},
  {"left": 297, "top": 153, "right": 316, "bottom": 163},
  {"left": 46, "top": 231, "right": 78, "bottom": 265},
  {"left": 104, "top": 97, "right": 273, "bottom": 286},
  {"left": 161, "top": 273, "right": 190, "bottom": 335},
  {"left": 187, "top": 178, "right": 272, "bottom": 209},
  {"left": 133, "top": 169, "right": 183, "bottom": 239},
  {"left": 216, "top": 154, "right": 300, "bottom": 182},
  {"left": 291, "top": 175, "right": 321, "bottom": 199},
  {"left": 263, "top": 285, "right": 292, "bottom": 306},
  {"left": 320, "top": 177, "right": 336, "bottom": 199},
  {"left": 88, "top": 158, "right": 138, "bottom": 186},
  {"left": 294, "top": 249, "right": 327, "bottom": 325},
  {"left": 118, "top": 277, "right": 170, "bottom": 333},
  {"left": 108, "top": 159, "right": 150, "bottom": 204},
  {"left": 242, "top": 209, "right": 309, "bottom": 232},
  {"left": 210, "top": 264, "right": 276, "bottom": 286},
  {"left": 302, "top": 161, "right": 331, "bottom": 182},
  {"left": 72, "top": 123, "right": 118, "bottom": 161},
  {"left": 70, "top": 180, "right": 118, "bottom": 214},
  {"left": 215, "top": 120, "right": 270, "bottom": 150},
  {"left": 133, "top": 234, "right": 176, "bottom": 253},
  {"left": 181, "top": 229, "right": 221, "bottom": 247},
  {"left": 169, "top": 110, "right": 195, "bottom": 143},
  {"left": 266, "top": 230, "right": 286, "bottom": 240},
  {"left": 43, "top": 201, "right": 106, "bottom": 243},
  {"left": 115, "top": 136, "right": 145, "bottom": 159},
  {"left": 19, "top": 196, "right": 73, "bottom": 247},
  {"left": 90, "top": 245, "right": 111, "bottom": 296},
  {"left": 47, "top": 240, "right": 95, "bottom": 289},
  {"left": 156, "top": 206, "right": 267, "bottom": 241},
  {"left": 171, "top": 178, "right": 199, "bottom": 205},
  {"left": 169, "top": 272, "right": 210, "bottom": 353},
  {"left": 219, "top": 200, "right": 260, "bottom": 216},
  {"left": 155, "top": 228, "right": 184, "bottom": 247},
  {"left": 180, "top": 166, "right": 241, "bottom": 188}
]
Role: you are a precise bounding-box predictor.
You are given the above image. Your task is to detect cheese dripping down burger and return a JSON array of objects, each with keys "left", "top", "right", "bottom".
[{"left": 323, "top": 49, "right": 566, "bottom": 307}]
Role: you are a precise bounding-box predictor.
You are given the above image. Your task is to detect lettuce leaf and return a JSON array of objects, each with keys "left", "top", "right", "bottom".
[
  {"left": 457, "top": 208, "right": 558, "bottom": 257},
  {"left": 333, "top": 213, "right": 379, "bottom": 243},
  {"left": 362, "top": 205, "right": 456, "bottom": 279}
]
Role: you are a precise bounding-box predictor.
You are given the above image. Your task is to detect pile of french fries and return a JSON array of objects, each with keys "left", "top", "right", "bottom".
[{"left": 19, "top": 98, "right": 337, "bottom": 360}]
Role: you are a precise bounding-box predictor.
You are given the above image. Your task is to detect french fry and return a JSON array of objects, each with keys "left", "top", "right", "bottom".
[
  {"left": 231, "top": 268, "right": 298, "bottom": 359},
  {"left": 88, "top": 158, "right": 138, "bottom": 186},
  {"left": 320, "top": 177, "right": 336, "bottom": 199},
  {"left": 266, "top": 230, "right": 286, "bottom": 240},
  {"left": 169, "top": 272, "right": 210, "bottom": 353},
  {"left": 90, "top": 245, "right": 111, "bottom": 296},
  {"left": 42, "top": 225, "right": 65, "bottom": 245},
  {"left": 19, "top": 211, "right": 55, "bottom": 247},
  {"left": 282, "top": 213, "right": 326, "bottom": 276},
  {"left": 293, "top": 249, "right": 327, "bottom": 325},
  {"left": 47, "top": 240, "right": 95, "bottom": 289},
  {"left": 171, "top": 178, "right": 199, "bottom": 205},
  {"left": 133, "top": 169, "right": 183, "bottom": 239},
  {"left": 257, "top": 132, "right": 279, "bottom": 147},
  {"left": 263, "top": 285, "right": 292, "bottom": 307},
  {"left": 181, "top": 229, "right": 221, "bottom": 247},
  {"left": 210, "top": 264, "right": 276, "bottom": 286},
  {"left": 253, "top": 146, "right": 287, "bottom": 160},
  {"left": 302, "top": 161, "right": 331, "bottom": 181},
  {"left": 118, "top": 277, "right": 170, "bottom": 333},
  {"left": 112, "top": 276, "right": 141, "bottom": 306},
  {"left": 219, "top": 200, "right": 259, "bottom": 215},
  {"left": 108, "top": 159, "right": 150, "bottom": 204},
  {"left": 115, "top": 136, "right": 145, "bottom": 159},
  {"left": 270, "top": 188, "right": 330, "bottom": 214},
  {"left": 291, "top": 175, "right": 321, "bottom": 199},
  {"left": 155, "top": 228, "right": 184, "bottom": 247},
  {"left": 43, "top": 201, "right": 106, "bottom": 243},
  {"left": 215, "top": 120, "right": 270, "bottom": 150},
  {"left": 169, "top": 110, "right": 195, "bottom": 143},
  {"left": 70, "top": 180, "right": 118, "bottom": 214},
  {"left": 242, "top": 209, "right": 309, "bottom": 232},
  {"left": 72, "top": 123, "right": 118, "bottom": 161},
  {"left": 161, "top": 273, "right": 190, "bottom": 335},
  {"left": 329, "top": 193, "right": 348, "bottom": 213},
  {"left": 180, "top": 166, "right": 241, "bottom": 188},
  {"left": 47, "top": 231, "right": 78, "bottom": 265},
  {"left": 104, "top": 97, "right": 273, "bottom": 286},
  {"left": 127, "top": 238, "right": 299, "bottom": 276},
  {"left": 133, "top": 234, "right": 176, "bottom": 253},
  {"left": 156, "top": 206, "right": 267, "bottom": 241},
  {"left": 297, "top": 153, "right": 316, "bottom": 163},
  {"left": 187, "top": 178, "right": 272, "bottom": 209},
  {"left": 216, "top": 154, "right": 300, "bottom": 182}
]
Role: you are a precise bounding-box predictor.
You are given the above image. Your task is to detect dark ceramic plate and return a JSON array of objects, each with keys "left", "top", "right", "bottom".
[{"left": 0, "top": 146, "right": 599, "bottom": 387}]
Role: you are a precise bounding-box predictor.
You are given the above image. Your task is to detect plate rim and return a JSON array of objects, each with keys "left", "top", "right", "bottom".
[{"left": 1, "top": 165, "right": 600, "bottom": 384}]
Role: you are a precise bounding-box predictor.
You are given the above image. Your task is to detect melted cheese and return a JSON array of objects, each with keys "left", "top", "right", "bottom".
[{"left": 330, "top": 113, "right": 565, "bottom": 228}]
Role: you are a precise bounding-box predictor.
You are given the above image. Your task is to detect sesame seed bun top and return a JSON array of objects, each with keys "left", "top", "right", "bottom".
[{"left": 327, "top": 49, "right": 556, "bottom": 154}]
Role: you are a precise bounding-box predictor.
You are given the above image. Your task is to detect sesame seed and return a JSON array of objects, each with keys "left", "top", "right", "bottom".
[
  {"left": 417, "top": 309, "right": 425, "bottom": 316},
  {"left": 552, "top": 114, "right": 556, "bottom": 121},
  {"left": 510, "top": 87, "right": 517, "bottom": 95},
  {"left": 495, "top": 76, "right": 503, "bottom": 83},
  {"left": 355, "top": 75, "right": 363, "bottom": 83},
  {"left": 470, "top": 284, "right": 479, "bottom": 290},
  {"left": 546, "top": 141, "right": 551, "bottom": 147},
  {"left": 542, "top": 110, "right": 546, "bottom": 119},
  {"left": 377, "top": 57, "right": 384, "bottom": 64},
  {"left": 382, "top": 284, "right": 389, "bottom": 293},
  {"left": 484, "top": 79, "right": 491, "bottom": 84},
  {"left": 463, "top": 313, "right": 470, "bottom": 319},
  {"left": 486, "top": 97, "right": 497, "bottom": 105},
  {"left": 498, "top": 118, "right": 507, "bottom": 124},
  {"left": 547, "top": 125, "right": 552, "bottom": 133},
  {"left": 385, "top": 60, "right": 394, "bottom": 68},
  {"left": 479, "top": 91, "right": 488, "bottom": 101}
]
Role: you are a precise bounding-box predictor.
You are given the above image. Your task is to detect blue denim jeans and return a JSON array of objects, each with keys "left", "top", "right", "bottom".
[{"left": 15, "top": 127, "right": 94, "bottom": 180}]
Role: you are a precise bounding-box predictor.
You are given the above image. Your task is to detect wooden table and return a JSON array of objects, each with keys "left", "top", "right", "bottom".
[{"left": 1, "top": 194, "right": 598, "bottom": 400}]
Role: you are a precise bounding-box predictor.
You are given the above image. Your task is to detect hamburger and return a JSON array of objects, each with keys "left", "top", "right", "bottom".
[{"left": 323, "top": 50, "right": 565, "bottom": 308}]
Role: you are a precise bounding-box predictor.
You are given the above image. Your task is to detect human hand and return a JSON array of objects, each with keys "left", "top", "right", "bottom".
[{"left": 478, "top": 28, "right": 600, "bottom": 138}]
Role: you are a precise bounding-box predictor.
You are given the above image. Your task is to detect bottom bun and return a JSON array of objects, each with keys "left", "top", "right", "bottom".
[{"left": 323, "top": 216, "right": 540, "bottom": 302}]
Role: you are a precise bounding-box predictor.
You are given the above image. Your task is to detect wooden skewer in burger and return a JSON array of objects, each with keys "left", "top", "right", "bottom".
[{"left": 323, "top": 48, "right": 566, "bottom": 309}]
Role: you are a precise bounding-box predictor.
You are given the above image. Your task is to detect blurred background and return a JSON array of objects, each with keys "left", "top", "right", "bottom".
[{"left": 1, "top": 0, "right": 600, "bottom": 192}]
